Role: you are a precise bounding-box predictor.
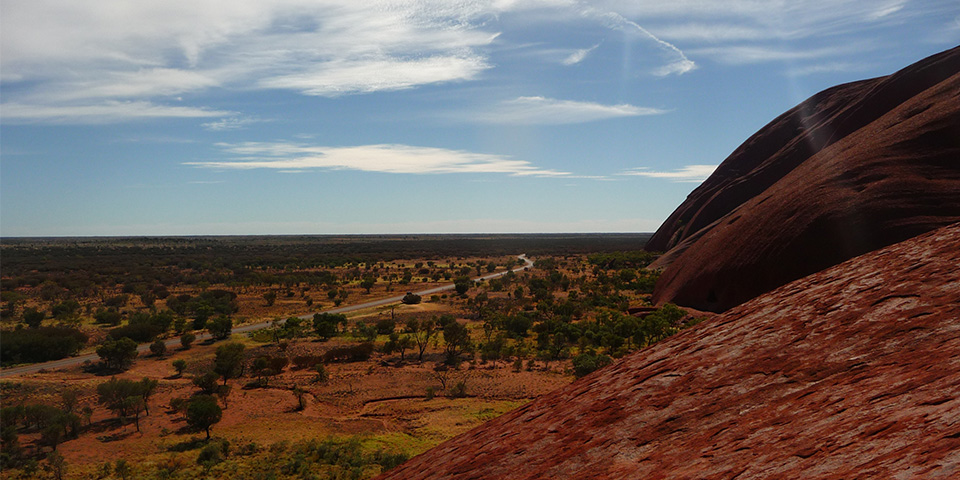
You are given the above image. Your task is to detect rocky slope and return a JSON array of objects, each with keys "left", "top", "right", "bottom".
[
  {"left": 648, "top": 46, "right": 960, "bottom": 312},
  {"left": 379, "top": 222, "right": 960, "bottom": 479}
]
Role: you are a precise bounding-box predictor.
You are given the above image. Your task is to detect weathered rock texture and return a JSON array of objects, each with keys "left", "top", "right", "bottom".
[
  {"left": 648, "top": 46, "right": 960, "bottom": 312},
  {"left": 379, "top": 222, "right": 960, "bottom": 479}
]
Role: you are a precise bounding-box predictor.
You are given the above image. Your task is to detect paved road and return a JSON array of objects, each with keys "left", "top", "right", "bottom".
[{"left": 0, "top": 255, "right": 534, "bottom": 378}]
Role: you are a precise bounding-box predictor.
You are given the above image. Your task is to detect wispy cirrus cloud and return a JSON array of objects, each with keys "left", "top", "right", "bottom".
[
  {"left": 619, "top": 164, "right": 717, "bottom": 183},
  {"left": 258, "top": 55, "right": 490, "bottom": 97},
  {"left": 562, "top": 43, "right": 600, "bottom": 65},
  {"left": 201, "top": 116, "right": 265, "bottom": 131},
  {"left": 187, "top": 142, "right": 570, "bottom": 177},
  {"left": 0, "top": 101, "right": 231, "bottom": 123},
  {"left": 471, "top": 96, "right": 665, "bottom": 125}
]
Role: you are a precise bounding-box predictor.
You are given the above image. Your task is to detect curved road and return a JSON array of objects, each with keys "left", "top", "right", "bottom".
[{"left": 0, "top": 255, "right": 534, "bottom": 378}]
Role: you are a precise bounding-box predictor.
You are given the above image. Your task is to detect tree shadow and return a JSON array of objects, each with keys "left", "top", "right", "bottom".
[{"left": 96, "top": 429, "right": 136, "bottom": 443}]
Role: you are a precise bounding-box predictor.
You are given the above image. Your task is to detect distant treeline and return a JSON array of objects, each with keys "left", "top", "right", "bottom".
[{"left": 0, "top": 234, "right": 652, "bottom": 290}]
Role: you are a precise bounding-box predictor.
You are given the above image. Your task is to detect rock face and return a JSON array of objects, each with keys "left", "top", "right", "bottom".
[
  {"left": 378, "top": 222, "right": 960, "bottom": 480},
  {"left": 648, "top": 46, "right": 960, "bottom": 312}
]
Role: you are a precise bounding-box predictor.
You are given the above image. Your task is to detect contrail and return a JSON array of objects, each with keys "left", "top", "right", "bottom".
[{"left": 582, "top": 5, "right": 696, "bottom": 76}]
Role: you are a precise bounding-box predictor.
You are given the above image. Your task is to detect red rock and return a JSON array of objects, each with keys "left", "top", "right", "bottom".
[
  {"left": 648, "top": 46, "right": 960, "bottom": 312},
  {"left": 378, "top": 222, "right": 960, "bottom": 480}
]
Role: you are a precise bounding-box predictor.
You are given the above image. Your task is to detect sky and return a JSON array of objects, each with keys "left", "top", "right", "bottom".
[{"left": 1, "top": 1, "right": 958, "bottom": 236}]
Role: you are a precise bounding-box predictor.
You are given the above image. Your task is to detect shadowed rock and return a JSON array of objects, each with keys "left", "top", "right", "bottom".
[
  {"left": 648, "top": 46, "right": 960, "bottom": 312},
  {"left": 378, "top": 222, "right": 960, "bottom": 480}
]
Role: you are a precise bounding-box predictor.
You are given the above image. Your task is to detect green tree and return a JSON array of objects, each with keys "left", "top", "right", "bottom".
[
  {"left": 180, "top": 332, "right": 196, "bottom": 349},
  {"left": 138, "top": 378, "right": 159, "bottom": 415},
  {"left": 93, "top": 309, "right": 122, "bottom": 326},
  {"left": 262, "top": 291, "right": 277, "bottom": 307},
  {"left": 44, "top": 451, "right": 67, "bottom": 480},
  {"left": 208, "top": 315, "right": 232, "bottom": 340},
  {"left": 22, "top": 307, "right": 45, "bottom": 329},
  {"left": 313, "top": 313, "right": 345, "bottom": 340},
  {"left": 407, "top": 317, "right": 439, "bottom": 362},
  {"left": 96, "top": 338, "right": 138, "bottom": 371},
  {"left": 186, "top": 395, "right": 222, "bottom": 440},
  {"left": 149, "top": 339, "right": 167, "bottom": 357},
  {"left": 454, "top": 276, "right": 472, "bottom": 296},
  {"left": 51, "top": 300, "right": 80, "bottom": 320},
  {"left": 193, "top": 372, "right": 221, "bottom": 395},
  {"left": 123, "top": 396, "right": 145, "bottom": 432},
  {"left": 442, "top": 321, "right": 473, "bottom": 365},
  {"left": 360, "top": 276, "right": 376, "bottom": 293},
  {"left": 172, "top": 359, "right": 187, "bottom": 377},
  {"left": 96, "top": 377, "right": 145, "bottom": 421},
  {"left": 213, "top": 342, "right": 246, "bottom": 385}
]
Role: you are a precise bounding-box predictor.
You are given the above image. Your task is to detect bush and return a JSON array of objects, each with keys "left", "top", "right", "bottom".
[
  {"left": 292, "top": 355, "right": 323, "bottom": 370},
  {"left": 401, "top": 292, "right": 421, "bottom": 305},
  {"left": 0, "top": 327, "right": 88, "bottom": 365},
  {"left": 93, "top": 309, "right": 122, "bottom": 326},
  {"left": 314, "top": 363, "right": 329, "bottom": 383},
  {"left": 322, "top": 343, "right": 375, "bottom": 363},
  {"left": 313, "top": 313, "right": 346, "bottom": 340},
  {"left": 150, "top": 340, "right": 167, "bottom": 357},
  {"left": 449, "top": 380, "right": 467, "bottom": 398},
  {"left": 172, "top": 359, "right": 187, "bottom": 376},
  {"left": 109, "top": 311, "right": 174, "bottom": 342},
  {"left": 572, "top": 353, "right": 613, "bottom": 378},
  {"left": 180, "top": 333, "right": 196, "bottom": 349},
  {"left": 197, "top": 438, "right": 230, "bottom": 468},
  {"left": 375, "top": 318, "right": 396, "bottom": 335}
]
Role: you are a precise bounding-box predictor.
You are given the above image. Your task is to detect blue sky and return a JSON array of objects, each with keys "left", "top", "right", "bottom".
[{"left": 1, "top": 1, "right": 957, "bottom": 236}]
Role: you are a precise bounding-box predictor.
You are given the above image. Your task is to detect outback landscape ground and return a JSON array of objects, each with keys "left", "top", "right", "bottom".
[
  {"left": 2, "top": 40, "right": 958, "bottom": 480},
  {"left": 1, "top": 234, "right": 699, "bottom": 479}
]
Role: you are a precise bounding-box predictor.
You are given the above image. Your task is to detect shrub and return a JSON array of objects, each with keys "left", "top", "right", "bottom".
[
  {"left": 401, "top": 292, "right": 421, "bottom": 305},
  {"left": 572, "top": 353, "right": 613, "bottom": 378},
  {"left": 172, "top": 359, "right": 187, "bottom": 376},
  {"left": 93, "top": 309, "right": 122, "bottom": 326},
  {"left": 449, "top": 380, "right": 468, "bottom": 398},
  {"left": 375, "top": 318, "right": 396, "bottom": 335},
  {"left": 314, "top": 363, "right": 329, "bottom": 383},
  {"left": 197, "top": 438, "right": 230, "bottom": 468},
  {"left": 292, "top": 355, "right": 323, "bottom": 370},
  {"left": 313, "top": 313, "right": 346, "bottom": 340},
  {"left": 0, "top": 327, "right": 88, "bottom": 366},
  {"left": 150, "top": 340, "right": 167, "bottom": 357},
  {"left": 322, "top": 343, "right": 375, "bottom": 363}
]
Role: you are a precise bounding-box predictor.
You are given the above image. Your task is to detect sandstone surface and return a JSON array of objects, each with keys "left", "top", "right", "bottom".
[
  {"left": 379, "top": 222, "right": 960, "bottom": 479},
  {"left": 648, "top": 46, "right": 960, "bottom": 312}
]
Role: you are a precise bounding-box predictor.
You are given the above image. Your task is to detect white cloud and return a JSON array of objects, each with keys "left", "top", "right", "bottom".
[
  {"left": 187, "top": 142, "right": 570, "bottom": 177},
  {"left": 0, "top": 101, "right": 231, "bottom": 123},
  {"left": 472, "top": 96, "right": 665, "bottom": 125},
  {"left": 619, "top": 164, "right": 717, "bottom": 182},
  {"left": 201, "top": 116, "right": 264, "bottom": 131},
  {"left": 650, "top": 23, "right": 768, "bottom": 42},
  {"left": 0, "top": 0, "right": 935, "bottom": 126},
  {"left": 562, "top": 43, "right": 600, "bottom": 65},
  {"left": 259, "top": 55, "right": 489, "bottom": 96},
  {"left": 688, "top": 44, "right": 859, "bottom": 65},
  {"left": 0, "top": 1, "right": 502, "bottom": 123}
]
